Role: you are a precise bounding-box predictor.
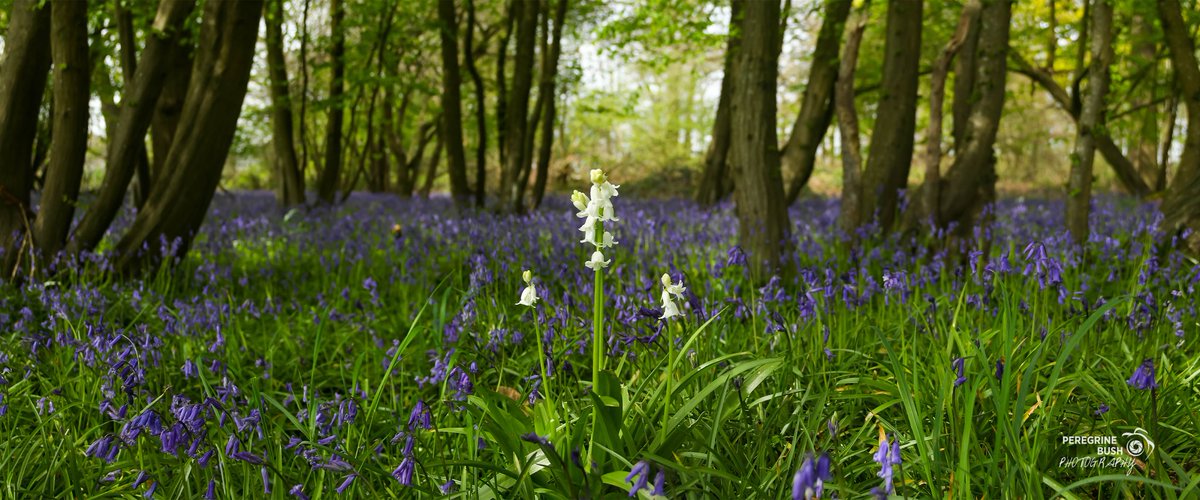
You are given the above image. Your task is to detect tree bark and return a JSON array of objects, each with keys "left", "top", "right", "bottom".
[
  {"left": 782, "top": 0, "right": 851, "bottom": 204},
  {"left": 1130, "top": 12, "right": 1161, "bottom": 190},
  {"left": 836, "top": 2, "right": 869, "bottom": 234},
  {"left": 464, "top": 0, "right": 488, "bottom": 207},
  {"left": 952, "top": 4, "right": 980, "bottom": 149},
  {"left": 914, "top": 1, "right": 978, "bottom": 227},
  {"left": 0, "top": 0, "right": 50, "bottom": 267},
  {"left": 112, "top": 0, "right": 263, "bottom": 273},
  {"left": 1156, "top": 0, "right": 1200, "bottom": 253},
  {"left": 265, "top": 0, "right": 305, "bottom": 207},
  {"left": 695, "top": 0, "right": 742, "bottom": 206},
  {"left": 316, "top": 0, "right": 346, "bottom": 204},
  {"left": 438, "top": 0, "right": 472, "bottom": 207},
  {"left": 531, "top": 0, "right": 569, "bottom": 210},
  {"left": 151, "top": 34, "right": 193, "bottom": 178},
  {"left": 730, "top": 0, "right": 791, "bottom": 279},
  {"left": 1010, "top": 53, "right": 1152, "bottom": 197},
  {"left": 420, "top": 131, "right": 445, "bottom": 198},
  {"left": 35, "top": 0, "right": 90, "bottom": 259},
  {"left": 68, "top": 0, "right": 196, "bottom": 255},
  {"left": 499, "top": 0, "right": 539, "bottom": 210},
  {"left": 937, "top": 0, "right": 1011, "bottom": 230},
  {"left": 860, "top": 0, "right": 922, "bottom": 233},
  {"left": 496, "top": 0, "right": 515, "bottom": 171},
  {"left": 115, "top": 0, "right": 153, "bottom": 208},
  {"left": 1066, "top": 0, "right": 1112, "bottom": 245}
]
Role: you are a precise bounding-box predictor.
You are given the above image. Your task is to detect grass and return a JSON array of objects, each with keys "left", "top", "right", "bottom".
[{"left": 0, "top": 191, "right": 1196, "bottom": 498}]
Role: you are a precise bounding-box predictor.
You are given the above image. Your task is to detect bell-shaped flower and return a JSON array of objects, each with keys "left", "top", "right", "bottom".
[
  {"left": 584, "top": 250, "right": 610, "bottom": 270},
  {"left": 516, "top": 270, "right": 539, "bottom": 307},
  {"left": 659, "top": 274, "right": 686, "bottom": 320},
  {"left": 571, "top": 190, "right": 590, "bottom": 213}
]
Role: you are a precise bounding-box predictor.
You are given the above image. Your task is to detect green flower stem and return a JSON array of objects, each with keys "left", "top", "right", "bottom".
[{"left": 589, "top": 218, "right": 604, "bottom": 466}]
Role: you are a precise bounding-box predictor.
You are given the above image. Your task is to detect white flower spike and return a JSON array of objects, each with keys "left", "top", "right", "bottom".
[
  {"left": 576, "top": 169, "right": 620, "bottom": 265},
  {"left": 517, "top": 270, "right": 539, "bottom": 307},
  {"left": 584, "top": 250, "right": 611, "bottom": 270},
  {"left": 660, "top": 273, "right": 686, "bottom": 320}
]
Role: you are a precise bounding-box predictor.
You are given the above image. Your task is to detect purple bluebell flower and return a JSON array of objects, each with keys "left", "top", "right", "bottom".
[
  {"left": 408, "top": 400, "right": 431, "bottom": 430},
  {"left": 792, "top": 453, "right": 831, "bottom": 500},
  {"left": 652, "top": 469, "right": 665, "bottom": 496},
  {"left": 86, "top": 435, "right": 120, "bottom": 463},
  {"left": 288, "top": 484, "right": 309, "bottom": 500},
  {"left": 625, "top": 460, "right": 650, "bottom": 497},
  {"left": 439, "top": 479, "right": 457, "bottom": 494},
  {"left": 392, "top": 457, "right": 414, "bottom": 486},
  {"left": 1094, "top": 403, "right": 1110, "bottom": 417},
  {"left": 205, "top": 480, "right": 215, "bottom": 500},
  {"left": 336, "top": 474, "right": 357, "bottom": 495},
  {"left": 261, "top": 466, "right": 271, "bottom": 494},
  {"left": 520, "top": 432, "right": 551, "bottom": 447},
  {"left": 951, "top": 357, "right": 966, "bottom": 387},
  {"left": 1127, "top": 358, "right": 1158, "bottom": 390}
]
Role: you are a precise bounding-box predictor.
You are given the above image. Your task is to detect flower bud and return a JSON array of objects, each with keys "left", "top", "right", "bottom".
[
  {"left": 522, "top": 270, "right": 532, "bottom": 283},
  {"left": 590, "top": 169, "right": 607, "bottom": 185}
]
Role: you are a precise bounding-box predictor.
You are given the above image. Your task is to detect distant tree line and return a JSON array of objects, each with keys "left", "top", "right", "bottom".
[{"left": 1, "top": 0, "right": 1199, "bottom": 279}]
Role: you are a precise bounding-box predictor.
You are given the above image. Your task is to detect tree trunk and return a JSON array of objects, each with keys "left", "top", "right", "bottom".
[
  {"left": 1157, "top": 0, "right": 1200, "bottom": 253},
  {"left": 914, "top": 1, "right": 978, "bottom": 227},
  {"left": 496, "top": 0, "right": 514, "bottom": 171},
  {"left": 1066, "top": 0, "right": 1112, "bottom": 245},
  {"left": 35, "top": 0, "right": 90, "bottom": 259},
  {"left": 781, "top": 0, "right": 851, "bottom": 204},
  {"left": 532, "top": 0, "right": 569, "bottom": 210},
  {"left": 464, "top": 0, "right": 488, "bottom": 207},
  {"left": 0, "top": 0, "right": 50, "bottom": 268},
  {"left": 151, "top": 35, "right": 193, "bottom": 178},
  {"left": 420, "top": 131, "right": 445, "bottom": 198},
  {"left": 265, "top": 0, "right": 305, "bottom": 207},
  {"left": 112, "top": 0, "right": 263, "bottom": 273},
  {"left": 1160, "top": 92, "right": 1178, "bottom": 192},
  {"left": 836, "top": 2, "right": 869, "bottom": 234},
  {"left": 438, "top": 0, "right": 471, "bottom": 207},
  {"left": 499, "top": 0, "right": 539, "bottom": 210},
  {"left": 68, "top": 0, "right": 195, "bottom": 256},
  {"left": 695, "top": 0, "right": 742, "bottom": 206},
  {"left": 115, "top": 0, "right": 153, "bottom": 208},
  {"left": 729, "top": 0, "right": 791, "bottom": 279},
  {"left": 952, "top": 5, "right": 980, "bottom": 150},
  {"left": 937, "top": 0, "right": 1011, "bottom": 230},
  {"left": 860, "top": 0, "right": 922, "bottom": 233},
  {"left": 1130, "top": 13, "right": 1161, "bottom": 190},
  {"left": 316, "top": 0, "right": 345, "bottom": 204}
]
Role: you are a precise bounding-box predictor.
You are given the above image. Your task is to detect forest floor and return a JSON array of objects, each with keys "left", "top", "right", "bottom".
[{"left": 0, "top": 191, "right": 1196, "bottom": 498}]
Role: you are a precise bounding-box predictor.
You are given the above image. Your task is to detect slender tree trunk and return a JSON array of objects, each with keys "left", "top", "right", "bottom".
[
  {"left": 0, "top": 0, "right": 50, "bottom": 268},
  {"left": 730, "top": 0, "right": 791, "bottom": 279},
  {"left": 695, "top": 0, "right": 742, "bottom": 206},
  {"left": 265, "top": 0, "right": 305, "bottom": 207},
  {"left": 836, "top": 2, "right": 870, "bottom": 234},
  {"left": 782, "top": 0, "right": 851, "bottom": 204},
  {"left": 937, "top": 0, "right": 1012, "bottom": 231},
  {"left": 464, "top": 0, "right": 488, "bottom": 207},
  {"left": 496, "top": 0, "right": 514, "bottom": 171},
  {"left": 915, "top": 1, "right": 978, "bottom": 227},
  {"left": 438, "top": 0, "right": 471, "bottom": 207},
  {"left": 35, "top": 0, "right": 90, "bottom": 259},
  {"left": 1156, "top": 0, "right": 1200, "bottom": 253},
  {"left": 532, "top": 0, "right": 569, "bottom": 210},
  {"left": 68, "top": 0, "right": 195, "bottom": 255},
  {"left": 860, "top": 0, "right": 922, "bottom": 233},
  {"left": 115, "top": 0, "right": 153, "bottom": 208},
  {"left": 421, "top": 132, "right": 445, "bottom": 198},
  {"left": 112, "top": 0, "right": 263, "bottom": 273},
  {"left": 1066, "top": 0, "right": 1112, "bottom": 245},
  {"left": 952, "top": 4, "right": 980, "bottom": 150},
  {"left": 316, "top": 0, "right": 345, "bottom": 204},
  {"left": 1160, "top": 92, "right": 1178, "bottom": 192},
  {"left": 499, "top": 0, "right": 539, "bottom": 210},
  {"left": 298, "top": 0, "right": 312, "bottom": 181},
  {"left": 1130, "top": 13, "right": 1161, "bottom": 190}
]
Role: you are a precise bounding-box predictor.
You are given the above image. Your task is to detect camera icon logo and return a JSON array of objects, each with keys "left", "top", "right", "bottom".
[{"left": 1121, "top": 428, "right": 1155, "bottom": 457}]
